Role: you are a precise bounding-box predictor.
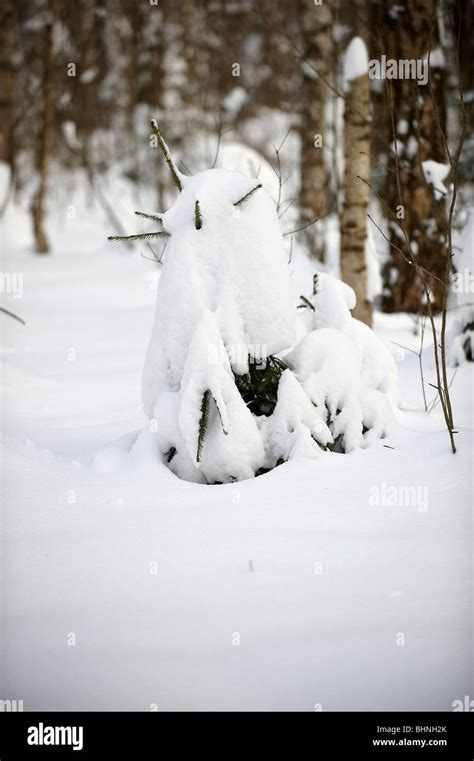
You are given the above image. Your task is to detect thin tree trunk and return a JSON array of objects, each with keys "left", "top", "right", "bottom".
[
  {"left": 0, "top": 0, "right": 16, "bottom": 169},
  {"left": 340, "top": 39, "right": 373, "bottom": 326},
  {"left": 182, "top": 0, "right": 198, "bottom": 108},
  {"left": 32, "top": 0, "right": 57, "bottom": 254},
  {"left": 79, "top": 0, "right": 97, "bottom": 140},
  {"left": 149, "top": 8, "right": 166, "bottom": 210},
  {"left": 299, "top": 1, "right": 333, "bottom": 261}
]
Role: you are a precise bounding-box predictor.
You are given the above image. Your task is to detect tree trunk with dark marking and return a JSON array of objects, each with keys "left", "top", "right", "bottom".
[{"left": 340, "top": 39, "right": 372, "bottom": 326}]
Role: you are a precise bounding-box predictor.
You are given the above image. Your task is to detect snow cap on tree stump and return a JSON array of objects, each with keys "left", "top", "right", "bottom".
[{"left": 343, "top": 36, "right": 369, "bottom": 90}]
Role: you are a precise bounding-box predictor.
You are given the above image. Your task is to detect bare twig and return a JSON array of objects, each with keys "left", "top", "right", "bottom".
[
  {"left": 284, "top": 207, "right": 337, "bottom": 236},
  {"left": 150, "top": 119, "right": 184, "bottom": 192}
]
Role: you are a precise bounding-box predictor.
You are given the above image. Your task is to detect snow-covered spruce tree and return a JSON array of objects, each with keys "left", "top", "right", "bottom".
[{"left": 111, "top": 123, "right": 398, "bottom": 484}]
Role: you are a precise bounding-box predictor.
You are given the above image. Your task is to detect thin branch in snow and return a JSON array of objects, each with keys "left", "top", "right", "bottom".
[
  {"left": 391, "top": 317, "right": 428, "bottom": 412},
  {"left": 278, "top": 197, "right": 296, "bottom": 219},
  {"left": 271, "top": 127, "right": 292, "bottom": 214},
  {"left": 427, "top": 368, "right": 458, "bottom": 414},
  {"left": 150, "top": 119, "right": 184, "bottom": 192},
  {"left": 141, "top": 240, "right": 166, "bottom": 266},
  {"left": 211, "top": 113, "right": 233, "bottom": 169}
]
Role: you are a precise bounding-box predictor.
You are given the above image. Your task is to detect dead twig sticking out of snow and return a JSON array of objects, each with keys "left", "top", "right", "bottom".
[
  {"left": 150, "top": 119, "right": 183, "bottom": 192},
  {"left": 427, "top": 368, "right": 458, "bottom": 414}
]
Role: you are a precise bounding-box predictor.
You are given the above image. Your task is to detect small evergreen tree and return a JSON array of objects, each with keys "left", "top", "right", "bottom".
[{"left": 111, "top": 125, "right": 398, "bottom": 484}]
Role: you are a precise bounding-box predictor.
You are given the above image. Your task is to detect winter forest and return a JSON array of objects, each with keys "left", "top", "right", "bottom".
[{"left": 0, "top": 0, "right": 473, "bottom": 713}]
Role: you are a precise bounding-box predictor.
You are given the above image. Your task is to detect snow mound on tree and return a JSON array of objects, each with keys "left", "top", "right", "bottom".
[
  {"left": 259, "top": 369, "right": 333, "bottom": 467},
  {"left": 142, "top": 168, "right": 296, "bottom": 418},
  {"left": 135, "top": 168, "right": 398, "bottom": 484},
  {"left": 178, "top": 310, "right": 265, "bottom": 483},
  {"left": 295, "top": 273, "right": 399, "bottom": 404},
  {"left": 285, "top": 327, "right": 393, "bottom": 453}
]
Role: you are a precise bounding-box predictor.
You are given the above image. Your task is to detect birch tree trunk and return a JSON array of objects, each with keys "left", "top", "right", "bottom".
[
  {"left": 299, "top": 0, "right": 333, "bottom": 261},
  {"left": 340, "top": 38, "right": 372, "bottom": 326}
]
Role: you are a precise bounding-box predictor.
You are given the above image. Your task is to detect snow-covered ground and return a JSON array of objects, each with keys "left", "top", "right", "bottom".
[{"left": 1, "top": 196, "right": 472, "bottom": 712}]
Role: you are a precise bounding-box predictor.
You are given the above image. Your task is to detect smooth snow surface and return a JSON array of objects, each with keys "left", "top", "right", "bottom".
[{"left": 0, "top": 199, "right": 472, "bottom": 712}]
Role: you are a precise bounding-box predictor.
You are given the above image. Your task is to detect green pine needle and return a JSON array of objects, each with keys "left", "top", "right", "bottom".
[
  {"left": 195, "top": 200, "right": 202, "bottom": 230},
  {"left": 134, "top": 211, "right": 164, "bottom": 224},
  {"left": 196, "top": 389, "right": 228, "bottom": 462},
  {"left": 234, "top": 356, "right": 287, "bottom": 417},
  {"left": 233, "top": 184, "right": 262, "bottom": 208},
  {"left": 197, "top": 390, "right": 212, "bottom": 462},
  {"left": 108, "top": 231, "right": 170, "bottom": 243},
  {"left": 298, "top": 295, "right": 315, "bottom": 311}
]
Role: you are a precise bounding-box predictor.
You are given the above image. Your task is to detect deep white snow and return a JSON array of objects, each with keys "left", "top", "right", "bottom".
[{"left": 0, "top": 172, "right": 472, "bottom": 712}]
